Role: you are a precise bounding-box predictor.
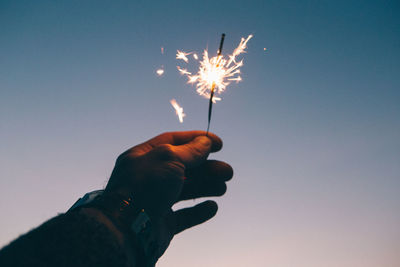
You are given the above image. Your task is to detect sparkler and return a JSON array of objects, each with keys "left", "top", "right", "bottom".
[
  {"left": 206, "top": 33, "right": 225, "bottom": 134},
  {"left": 176, "top": 33, "right": 253, "bottom": 133}
]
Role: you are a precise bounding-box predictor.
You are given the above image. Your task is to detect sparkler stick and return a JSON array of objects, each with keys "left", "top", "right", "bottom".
[{"left": 206, "top": 33, "right": 225, "bottom": 135}]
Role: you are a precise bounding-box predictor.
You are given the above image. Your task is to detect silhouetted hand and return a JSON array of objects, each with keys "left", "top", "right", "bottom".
[{"left": 105, "top": 131, "right": 233, "bottom": 261}]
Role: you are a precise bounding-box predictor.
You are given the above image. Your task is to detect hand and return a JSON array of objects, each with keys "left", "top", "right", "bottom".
[{"left": 105, "top": 131, "right": 233, "bottom": 261}]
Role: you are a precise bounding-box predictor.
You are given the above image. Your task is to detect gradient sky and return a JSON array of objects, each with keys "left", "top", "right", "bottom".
[{"left": 1, "top": 1, "right": 399, "bottom": 266}]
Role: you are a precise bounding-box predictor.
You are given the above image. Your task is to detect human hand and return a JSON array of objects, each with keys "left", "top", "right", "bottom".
[{"left": 105, "top": 131, "right": 233, "bottom": 261}]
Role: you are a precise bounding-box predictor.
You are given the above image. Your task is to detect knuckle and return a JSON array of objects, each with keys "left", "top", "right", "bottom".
[
  {"left": 115, "top": 153, "right": 140, "bottom": 171},
  {"left": 157, "top": 161, "right": 185, "bottom": 190},
  {"left": 167, "top": 161, "right": 185, "bottom": 176},
  {"left": 189, "top": 144, "right": 207, "bottom": 160},
  {"left": 155, "top": 144, "right": 176, "bottom": 160},
  {"left": 115, "top": 153, "right": 127, "bottom": 166},
  {"left": 159, "top": 131, "right": 172, "bottom": 140}
]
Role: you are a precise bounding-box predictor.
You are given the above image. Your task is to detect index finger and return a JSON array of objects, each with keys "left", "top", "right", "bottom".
[{"left": 129, "top": 131, "right": 223, "bottom": 157}]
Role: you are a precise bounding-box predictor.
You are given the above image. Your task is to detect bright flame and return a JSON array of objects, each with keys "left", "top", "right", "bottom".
[
  {"left": 156, "top": 68, "right": 164, "bottom": 76},
  {"left": 170, "top": 99, "right": 185, "bottom": 123},
  {"left": 177, "top": 35, "right": 252, "bottom": 103}
]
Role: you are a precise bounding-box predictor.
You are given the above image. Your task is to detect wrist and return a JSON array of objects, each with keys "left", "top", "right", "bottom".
[
  {"left": 78, "top": 207, "right": 144, "bottom": 266},
  {"left": 78, "top": 207, "right": 125, "bottom": 245},
  {"left": 69, "top": 190, "right": 156, "bottom": 267},
  {"left": 78, "top": 206, "right": 148, "bottom": 267}
]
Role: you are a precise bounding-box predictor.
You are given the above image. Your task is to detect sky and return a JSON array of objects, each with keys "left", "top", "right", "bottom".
[{"left": 0, "top": 0, "right": 399, "bottom": 266}]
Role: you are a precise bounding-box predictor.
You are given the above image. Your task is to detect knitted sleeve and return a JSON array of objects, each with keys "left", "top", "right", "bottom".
[{"left": 0, "top": 210, "right": 132, "bottom": 267}]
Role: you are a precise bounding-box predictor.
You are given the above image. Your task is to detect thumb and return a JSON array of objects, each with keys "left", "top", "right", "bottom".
[{"left": 173, "top": 136, "right": 212, "bottom": 167}]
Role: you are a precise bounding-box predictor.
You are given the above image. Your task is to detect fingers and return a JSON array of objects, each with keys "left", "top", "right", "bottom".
[
  {"left": 153, "top": 131, "right": 222, "bottom": 151},
  {"left": 179, "top": 160, "right": 233, "bottom": 201},
  {"left": 172, "top": 136, "right": 212, "bottom": 167},
  {"left": 127, "top": 131, "right": 223, "bottom": 157},
  {"left": 173, "top": 200, "right": 218, "bottom": 235},
  {"left": 180, "top": 182, "right": 227, "bottom": 201},
  {"left": 144, "top": 135, "right": 216, "bottom": 168},
  {"left": 185, "top": 160, "right": 233, "bottom": 182}
]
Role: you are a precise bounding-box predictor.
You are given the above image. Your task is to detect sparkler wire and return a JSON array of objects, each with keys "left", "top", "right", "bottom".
[{"left": 206, "top": 33, "right": 226, "bottom": 135}]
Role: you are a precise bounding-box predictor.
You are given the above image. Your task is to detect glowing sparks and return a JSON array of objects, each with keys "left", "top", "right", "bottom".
[
  {"left": 228, "top": 35, "right": 253, "bottom": 64},
  {"left": 177, "top": 35, "right": 252, "bottom": 103},
  {"left": 193, "top": 53, "right": 198, "bottom": 60},
  {"left": 161, "top": 46, "right": 164, "bottom": 54},
  {"left": 176, "top": 50, "right": 191, "bottom": 63},
  {"left": 170, "top": 99, "right": 185, "bottom": 123},
  {"left": 156, "top": 67, "right": 164, "bottom": 76},
  {"left": 177, "top": 66, "right": 191, "bottom": 75}
]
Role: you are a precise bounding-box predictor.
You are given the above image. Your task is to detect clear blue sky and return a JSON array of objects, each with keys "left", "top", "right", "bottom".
[{"left": 1, "top": 1, "right": 399, "bottom": 266}]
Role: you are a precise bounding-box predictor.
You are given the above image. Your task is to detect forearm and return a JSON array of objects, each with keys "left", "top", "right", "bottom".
[{"left": 0, "top": 208, "right": 138, "bottom": 267}]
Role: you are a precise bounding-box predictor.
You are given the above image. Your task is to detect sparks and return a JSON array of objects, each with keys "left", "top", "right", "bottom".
[
  {"left": 177, "top": 66, "right": 191, "bottom": 76},
  {"left": 176, "top": 50, "right": 191, "bottom": 63},
  {"left": 193, "top": 53, "right": 198, "bottom": 60},
  {"left": 156, "top": 68, "right": 164, "bottom": 76},
  {"left": 177, "top": 34, "right": 252, "bottom": 103},
  {"left": 170, "top": 99, "right": 185, "bottom": 123}
]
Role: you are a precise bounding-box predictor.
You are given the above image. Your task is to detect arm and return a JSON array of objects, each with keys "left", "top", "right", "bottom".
[
  {"left": 0, "top": 131, "right": 233, "bottom": 267},
  {"left": 0, "top": 209, "right": 131, "bottom": 267}
]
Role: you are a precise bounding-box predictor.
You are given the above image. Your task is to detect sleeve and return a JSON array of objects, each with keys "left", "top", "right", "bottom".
[{"left": 0, "top": 210, "right": 132, "bottom": 267}]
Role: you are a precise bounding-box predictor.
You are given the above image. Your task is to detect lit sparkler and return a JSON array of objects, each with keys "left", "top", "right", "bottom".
[
  {"left": 170, "top": 99, "right": 185, "bottom": 123},
  {"left": 177, "top": 34, "right": 253, "bottom": 133}
]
